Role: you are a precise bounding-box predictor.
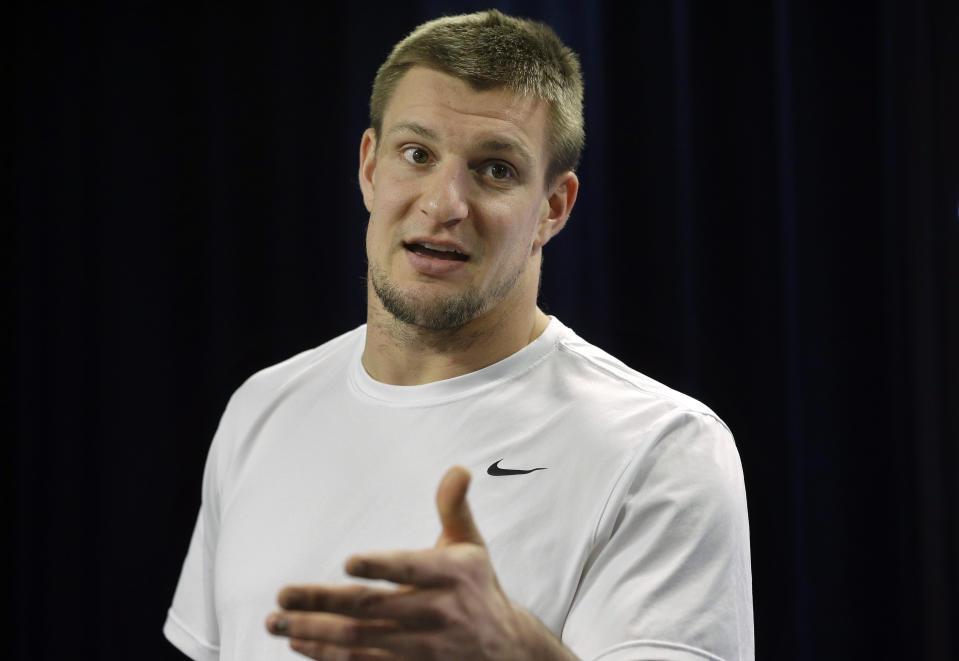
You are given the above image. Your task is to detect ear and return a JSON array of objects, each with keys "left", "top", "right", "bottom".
[
  {"left": 359, "top": 128, "right": 377, "bottom": 212},
  {"left": 533, "top": 171, "right": 579, "bottom": 249}
]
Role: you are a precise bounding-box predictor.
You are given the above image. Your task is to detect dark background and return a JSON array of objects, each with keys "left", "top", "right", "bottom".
[{"left": 11, "top": 1, "right": 958, "bottom": 659}]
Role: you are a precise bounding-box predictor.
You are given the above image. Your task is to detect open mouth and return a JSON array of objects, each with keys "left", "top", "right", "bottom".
[{"left": 404, "top": 242, "right": 469, "bottom": 262}]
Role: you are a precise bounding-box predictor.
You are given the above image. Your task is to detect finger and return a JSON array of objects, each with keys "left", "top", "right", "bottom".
[
  {"left": 345, "top": 549, "right": 458, "bottom": 588},
  {"left": 286, "top": 584, "right": 453, "bottom": 629},
  {"left": 435, "top": 465, "right": 485, "bottom": 547},
  {"left": 289, "top": 633, "right": 436, "bottom": 661},
  {"left": 288, "top": 638, "right": 395, "bottom": 661},
  {"left": 266, "top": 610, "right": 399, "bottom": 646},
  {"left": 279, "top": 584, "right": 414, "bottom": 616}
]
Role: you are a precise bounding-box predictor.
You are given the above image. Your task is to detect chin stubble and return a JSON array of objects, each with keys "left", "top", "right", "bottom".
[{"left": 369, "top": 263, "right": 523, "bottom": 332}]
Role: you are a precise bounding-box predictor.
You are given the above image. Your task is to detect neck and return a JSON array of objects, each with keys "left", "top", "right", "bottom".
[{"left": 361, "top": 287, "right": 550, "bottom": 386}]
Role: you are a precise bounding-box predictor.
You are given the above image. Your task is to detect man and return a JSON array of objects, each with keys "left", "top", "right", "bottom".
[{"left": 165, "top": 10, "right": 753, "bottom": 661}]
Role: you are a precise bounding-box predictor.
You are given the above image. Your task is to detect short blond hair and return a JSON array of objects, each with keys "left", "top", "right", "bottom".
[{"left": 370, "top": 10, "right": 584, "bottom": 184}]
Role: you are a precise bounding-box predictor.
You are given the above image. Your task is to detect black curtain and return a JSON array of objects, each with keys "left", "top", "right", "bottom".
[{"left": 12, "top": 2, "right": 958, "bottom": 659}]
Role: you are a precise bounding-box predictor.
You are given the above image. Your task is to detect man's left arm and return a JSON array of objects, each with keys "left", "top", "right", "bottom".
[{"left": 265, "top": 466, "right": 580, "bottom": 661}]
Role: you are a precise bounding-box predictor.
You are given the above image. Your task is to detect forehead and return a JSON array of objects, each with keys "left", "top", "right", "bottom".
[{"left": 381, "top": 67, "right": 550, "bottom": 163}]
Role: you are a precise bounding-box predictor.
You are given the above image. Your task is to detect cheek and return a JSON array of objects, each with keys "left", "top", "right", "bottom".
[
  {"left": 371, "top": 185, "right": 415, "bottom": 226},
  {"left": 485, "top": 198, "right": 541, "bottom": 242},
  {"left": 510, "top": 206, "right": 547, "bottom": 253},
  {"left": 485, "top": 220, "right": 539, "bottom": 269},
  {"left": 365, "top": 210, "right": 391, "bottom": 259}
]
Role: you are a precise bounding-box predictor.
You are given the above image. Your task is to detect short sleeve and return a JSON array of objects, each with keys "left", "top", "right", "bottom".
[
  {"left": 562, "top": 412, "right": 753, "bottom": 661},
  {"left": 163, "top": 403, "right": 233, "bottom": 661}
]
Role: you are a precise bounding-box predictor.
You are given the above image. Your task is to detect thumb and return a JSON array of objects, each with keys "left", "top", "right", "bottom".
[{"left": 435, "top": 466, "right": 485, "bottom": 548}]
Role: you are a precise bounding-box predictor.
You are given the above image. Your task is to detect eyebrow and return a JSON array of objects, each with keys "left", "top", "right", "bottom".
[
  {"left": 385, "top": 122, "right": 535, "bottom": 167},
  {"left": 476, "top": 138, "right": 534, "bottom": 168},
  {"left": 385, "top": 122, "right": 439, "bottom": 141}
]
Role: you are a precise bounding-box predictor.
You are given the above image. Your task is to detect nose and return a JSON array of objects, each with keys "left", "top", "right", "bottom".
[{"left": 420, "top": 162, "right": 469, "bottom": 225}]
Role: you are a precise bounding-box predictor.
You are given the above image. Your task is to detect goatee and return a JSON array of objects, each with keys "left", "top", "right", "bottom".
[{"left": 370, "top": 266, "right": 486, "bottom": 331}]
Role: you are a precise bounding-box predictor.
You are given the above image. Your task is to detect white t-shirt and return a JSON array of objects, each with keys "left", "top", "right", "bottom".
[{"left": 165, "top": 318, "right": 753, "bottom": 661}]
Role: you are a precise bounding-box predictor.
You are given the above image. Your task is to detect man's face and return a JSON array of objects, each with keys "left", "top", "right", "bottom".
[{"left": 359, "top": 66, "right": 577, "bottom": 331}]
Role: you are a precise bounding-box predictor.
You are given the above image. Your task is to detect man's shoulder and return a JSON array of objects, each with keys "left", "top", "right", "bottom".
[
  {"left": 232, "top": 324, "right": 365, "bottom": 402},
  {"left": 551, "top": 322, "right": 725, "bottom": 428}
]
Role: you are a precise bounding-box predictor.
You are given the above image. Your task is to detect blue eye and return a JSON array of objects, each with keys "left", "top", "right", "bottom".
[
  {"left": 483, "top": 162, "right": 514, "bottom": 180},
  {"left": 403, "top": 147, "right": 430, "bottom": 164}
]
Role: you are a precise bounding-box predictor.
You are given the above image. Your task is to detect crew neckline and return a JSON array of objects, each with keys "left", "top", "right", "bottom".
[{"left": 348, "top": 317, "right": 564, "bottom": 407}]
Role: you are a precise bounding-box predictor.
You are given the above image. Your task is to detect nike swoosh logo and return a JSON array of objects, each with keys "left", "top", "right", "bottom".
[{"left": 487, "top": 459, "right": 547, "bottom": 476}]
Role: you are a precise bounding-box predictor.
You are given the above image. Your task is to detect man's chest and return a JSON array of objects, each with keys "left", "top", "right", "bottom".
[{"left": 212, "top": 393, "right": 628, "bottom": 639}]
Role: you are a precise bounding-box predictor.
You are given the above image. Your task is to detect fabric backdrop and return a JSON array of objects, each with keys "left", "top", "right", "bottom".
[{"left": 12, "top": 1, "right": 958, "bottom": 659}]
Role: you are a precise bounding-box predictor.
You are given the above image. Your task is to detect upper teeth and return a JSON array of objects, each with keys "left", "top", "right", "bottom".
[{"left": 421, "top": 242, "right": 461, "bottom": 254}]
